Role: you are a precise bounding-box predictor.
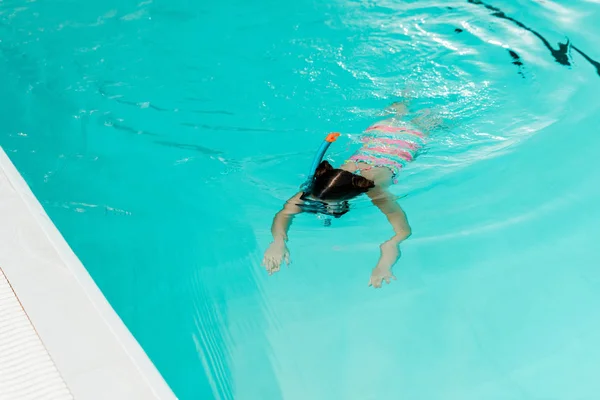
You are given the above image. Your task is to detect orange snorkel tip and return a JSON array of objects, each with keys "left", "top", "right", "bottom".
[{"left": 325, "top": 132, "right": 341, "bottom": 143}]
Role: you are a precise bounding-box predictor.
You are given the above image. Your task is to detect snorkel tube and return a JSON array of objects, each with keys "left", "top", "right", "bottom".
[
  {"left": 300, "top": 132, "right": 341, "bottom": 193},
  {"left": 299, "top": 132, "right": 342, "bottom": 227}
]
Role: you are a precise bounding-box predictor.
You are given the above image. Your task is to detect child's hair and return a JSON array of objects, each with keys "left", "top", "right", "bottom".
[{"left": 309, "top": 161, "right": 375, "bottom": 201}]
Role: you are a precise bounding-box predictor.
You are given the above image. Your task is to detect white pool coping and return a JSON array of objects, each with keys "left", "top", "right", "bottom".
[{"left": 0, "top": 147, "right": 177, "bottom": 400}]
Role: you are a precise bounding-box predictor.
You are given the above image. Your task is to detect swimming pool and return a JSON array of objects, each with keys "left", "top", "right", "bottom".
[{"left": 2, "top": 0, "right": 600, "bottom": 398}]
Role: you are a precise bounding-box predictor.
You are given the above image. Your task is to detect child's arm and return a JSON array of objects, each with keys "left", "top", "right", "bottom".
[
  {"left": 263, "top": 192, "right": 303, "bottom": 274},
  {"left": 367, "top": 187, "right": 412, "bottom": 287},
  {"left": 270, "top": 193, "right": 302, "bottom": 242}
]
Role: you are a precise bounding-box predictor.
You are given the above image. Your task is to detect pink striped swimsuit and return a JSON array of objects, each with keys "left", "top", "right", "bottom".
[{"left": 347, "top": 121, "right": 426, "bottom": 181}]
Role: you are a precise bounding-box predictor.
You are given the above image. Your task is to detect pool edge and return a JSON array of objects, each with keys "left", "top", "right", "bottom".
[{"left": 0, "top": 147, "right": 178, "bottom": 400}]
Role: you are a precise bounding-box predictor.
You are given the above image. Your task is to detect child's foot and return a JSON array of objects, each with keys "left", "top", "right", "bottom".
[{"left": 401, "top": 85, "right": 414, "bottom": 101}]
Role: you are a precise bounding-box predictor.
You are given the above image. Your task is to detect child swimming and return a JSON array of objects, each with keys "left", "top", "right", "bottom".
[{"left": 262, "top": 99, "right": 441, "bottom": 288}]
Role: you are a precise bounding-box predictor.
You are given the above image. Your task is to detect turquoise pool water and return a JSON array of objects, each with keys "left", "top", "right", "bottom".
[{"left": 2, "top": 0, "right": 600, "bottom": 398}]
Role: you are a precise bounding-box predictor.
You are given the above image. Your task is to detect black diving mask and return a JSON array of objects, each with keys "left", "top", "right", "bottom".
[{"left": 297, "top": 192, "right": 350, "bottom": 218}]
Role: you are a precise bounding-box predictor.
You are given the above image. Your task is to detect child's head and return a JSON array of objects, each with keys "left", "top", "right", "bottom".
[{"left": 309, "top": 161, "right": 375, "bottom": 201}]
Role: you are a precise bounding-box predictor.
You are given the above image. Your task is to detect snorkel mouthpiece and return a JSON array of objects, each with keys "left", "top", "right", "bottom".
[{"left": 300, "top": 132, "right": 340, "bottom": 193}]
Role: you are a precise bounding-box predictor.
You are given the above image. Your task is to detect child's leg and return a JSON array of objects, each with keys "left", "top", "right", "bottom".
[
  {"left": 387, "top": 101, "right": 409, "bottom": 117},
  {"left": 409, "top": 109, "right": 443, "bottom": 134},
  {"left": 387, "top": 86, "right": 414, "bottom": 116},
  {"left": 375, "top": 88, "right": 414, "bottom": 125}
]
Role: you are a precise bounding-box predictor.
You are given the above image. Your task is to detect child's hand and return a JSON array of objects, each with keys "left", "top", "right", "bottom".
[
  {"left": 262, "top": 241, "right": 290, "bottom": 275},
  {"left": 368, "top": 265, "right": 396, "bottom": 288},
  {"left": 369, "top": 240, "right": 400, "bottom": 288}
]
